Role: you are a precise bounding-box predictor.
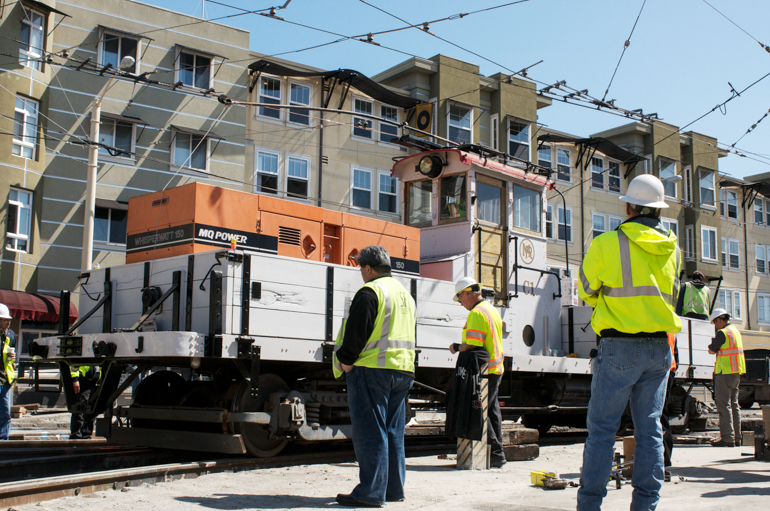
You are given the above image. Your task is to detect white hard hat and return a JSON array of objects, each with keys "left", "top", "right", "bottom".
[
  {"left": 0, "top": 304, "right": 11, "bottom": 320},
  {"left": 454, "top": 276, "right": 479, "bottom": 302},
  {"left": 620, "top": 174, "right": 669, "bottom": 209},
  {"left": 710, "top": 308, "right": 730, "bottom": 323}
]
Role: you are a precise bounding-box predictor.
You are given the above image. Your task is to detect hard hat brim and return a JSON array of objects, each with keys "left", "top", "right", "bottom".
[{"left": 619, "top": 194, "right": 669, "bottom": 208}]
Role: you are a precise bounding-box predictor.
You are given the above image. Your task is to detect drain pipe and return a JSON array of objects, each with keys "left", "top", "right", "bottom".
[{"left": 743, "top": 198, "right": 751, "bottom": 329}]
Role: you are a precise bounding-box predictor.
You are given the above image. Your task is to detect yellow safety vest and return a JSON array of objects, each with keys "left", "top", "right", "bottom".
[
  {"left": 1, "top": 336, "right": 15, "bottom": 385},
  {"left": 578, "top": 219, "right": 682, "bottom": 335},
  {"left": 462, "top": 300, "right": 505, "bottom": 375},
  {"left": 332, "top": 276, "right": 416, "bottom": 379},
  {"left": 683, "top": 282, "right": 710, "bottom": 316},
  {"left": 715, "top": 324, "right": 746, "bottom": 375}
]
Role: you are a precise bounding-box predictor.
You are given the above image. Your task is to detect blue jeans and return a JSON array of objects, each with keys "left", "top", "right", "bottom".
[
  {"left": 1, "top": 384, "right": 12, "bottom": 440},
  {"left": 577, "top": 337, "right": 672, "bottom": 511},
  {"left": 346, "top": 366, "right": 414, "bottom": 505}
]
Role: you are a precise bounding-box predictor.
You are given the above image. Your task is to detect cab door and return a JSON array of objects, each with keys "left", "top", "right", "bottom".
[{"left": 474, "top": 175, "right": 508, "bottom": 305}]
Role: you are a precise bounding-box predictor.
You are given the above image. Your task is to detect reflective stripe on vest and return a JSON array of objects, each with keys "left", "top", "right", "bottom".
[
  {"left": 601, "top": 230, "right": 680, "bottom": 306},
  {"left": 580, "top": 265, "right": 599, "bottom": 298},
  {"left": 716, "top": 325, "right": 746, "bottom": 375},
  {"left": 464, "top": 301, "right": 504, "bottom": 374},
  {"left": 683, "top": 283, "right": 709, "bottom": 316},
  {"left": 360, "top": 282, "right": 415, "bottom": 366}
]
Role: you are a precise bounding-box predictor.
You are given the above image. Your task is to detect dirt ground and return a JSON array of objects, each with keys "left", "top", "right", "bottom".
[{"left": 15, "top": 440, "right": 769, "bottom": 511}]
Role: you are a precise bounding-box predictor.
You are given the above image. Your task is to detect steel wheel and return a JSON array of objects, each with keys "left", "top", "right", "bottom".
[{"left": 230, "top": 374, "right": 289, "bottom": 457}]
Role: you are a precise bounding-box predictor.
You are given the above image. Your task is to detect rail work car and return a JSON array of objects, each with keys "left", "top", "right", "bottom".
[{"left": 32, "top": 148, "right": 716, "bottom": 456}]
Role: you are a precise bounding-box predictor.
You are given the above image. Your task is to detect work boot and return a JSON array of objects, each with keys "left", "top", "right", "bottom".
[{"left": 711, "top": 439, "right": 734, "bottom": 447}]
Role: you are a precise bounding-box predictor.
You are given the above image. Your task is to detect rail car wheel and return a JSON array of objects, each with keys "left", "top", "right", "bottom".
[
  {"left": 131, "top": 370, "right": 189, "bottom": 429},
  {"left": 230, "top": 374, "right": 289, "bottom": 458}
]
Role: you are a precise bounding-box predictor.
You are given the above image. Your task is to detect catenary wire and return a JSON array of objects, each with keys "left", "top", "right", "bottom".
[
  {"left": 701, "top": 0, "right": 770, "bottom": 53},
  {"left": 601, "top": 0, "right": 647, "bottom": 102}
]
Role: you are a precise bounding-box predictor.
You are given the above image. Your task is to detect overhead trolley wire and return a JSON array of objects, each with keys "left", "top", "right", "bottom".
[
  {"left": 601, "top": 0, "right": 647, "bottom": 102},
  {"left": 701, "top": 0, "right": 770, "bottom": 53}
]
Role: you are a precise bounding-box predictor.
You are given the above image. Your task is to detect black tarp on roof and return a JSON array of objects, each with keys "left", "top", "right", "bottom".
[
  {"left": 538, "top": 133, "right": 644, "bottom": 164},
  {"left": 248, "top": 59, "right": 422, "bottom": 110}
]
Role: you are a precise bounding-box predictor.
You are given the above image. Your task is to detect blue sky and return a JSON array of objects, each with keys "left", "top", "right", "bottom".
[{"left": 143, "top": 0, "right": 770, "bottom": 180}]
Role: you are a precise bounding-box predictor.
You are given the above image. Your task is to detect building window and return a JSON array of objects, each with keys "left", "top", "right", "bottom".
[
  {"left": 490, "top": 114, "right": 498, "bottom": 151},
  {"left": 173, "top": 130, "right": 208, "bottom": 171},
  {"left": 719, "top": 189, "right": 738, "bottom": 219},
  {"left": 255, "top": 149, "right": 279, "bottom": 194},
  {"left": 20, "top": 7, "right": 44, "bottom": 71},
  {"left": 721, "top": 236, "right": 727, "bottom": 268},
  {"left": 557, "top": 206, "right": 572, "bottom": 242},
  {"left": 759, "top": 294, "right": 770, "bottom": 324},
  {"left": 719, "top": 289, "right": 741, "bottom": 320},
  {"left": 592, "top": 213, "right": 606, "bottom": 239},
  {"left": 13, "top": 96, "right": 38, "bottom": 159},
  {"left": 591, "top": 157, "right": 604, "bottom": 190},
  {"left": 556, "top": 148, "right": 571, "bottom": 182},
  {"left": 685, "top": 166, "right": 693, "bottom": 203},
  {"left": 353, "top": 98, "right": 374, "bottom": 139},
  {"left": 659, "top": 158, "right": 677, "bottom": 198},
  {"left": 609, "top": 215, "right": 622, "bottom": 231},
  {"left": 379, "top": 105, "right": 399, "bottom": 144},
  {"left": 699, "top": 169, "right": 715, "bottom": 208},
  {"left": 513, "top": 185, "right": 540, "bottom": 232},
  {"left": 378, "top": 171, "right": 398, "bottom": 213},
  {"left": 766, "top": 199, "right": 770, "bottom": 226},
  {"left": 407, "top": 180, "right": 433, "bottom": 226},
  {"left": 608, "top": 161, "right": 621, "bottom": 193},
  {"left": 685, "top": 225, "right": 694, "bottom": 259},
  {"left": 729, "top": 238, "right": 740, "bottom": 270},
  {"left": 259, "top": 76, "right": 282, "bottom": 119},
  {"left": 448, "top": 103, "right": 472, "bottom": 145},
  {"left": 99, "top": 118, "right": 134, "bottom": 159},
  {"left": 701, "top": 226, "right": 717, "bottom": 262},
  {"left": 546, "top": 203, "right": 553, "bottom": 239},
  {"left": 439, "top": 173, "right": 467, "bottom": 223},
  {"left": 94, "top": 206, "right": 127, "bottom": 244},
  {"left": 288, "top": 82, "right": 310, "bottom": 125},
  {"left": 757, "top": 244, "right": 766, "bottom": 274},
  {"left": 755, "top": 198, "right": 765, "bottom": 225},
  {"left": 352, "top": 167, "right": 373, "bottom": 209},
  {"left": 661, "top": 218, "right": 678, "bottom": 237},
  {"left": 538, "top": 146, "right": 552, "bottom": 169},
  {"left": 6, "top": 188, "right": 32, "bottom": 252},
  {"left": 508, "top": 118, "right": 529, "bottom": 161},
  {"left": 286, "top": 155, "right": 309, "bottom": 199},
  {"left": 100, "top": 31, "right": 138, "bottom": 73},
  {"left": 177, "top": 50, "right": 211, "bottom": 89}
]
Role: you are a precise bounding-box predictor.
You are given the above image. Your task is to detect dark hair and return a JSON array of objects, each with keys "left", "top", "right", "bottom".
[
  {"left": 630, "top": 204, "right": 661, "bottom": 216},
  {"left": 691, "top": 271, "right": 705, "bottom": 282},
  {"left": 357, "top": 245, "right": 391, "bottom": 273}
]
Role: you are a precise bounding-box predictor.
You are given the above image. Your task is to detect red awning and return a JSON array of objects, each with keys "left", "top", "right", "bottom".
[{"left": 0, "top": 289, "right": 78, "bottom": 325}]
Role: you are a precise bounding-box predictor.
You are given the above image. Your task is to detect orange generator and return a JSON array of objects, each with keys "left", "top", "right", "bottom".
[{"left": 126, "top": 183, "right": 420, "bottom": 275}]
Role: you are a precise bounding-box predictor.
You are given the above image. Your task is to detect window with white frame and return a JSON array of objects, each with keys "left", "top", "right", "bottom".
[
  {"left": 759, "top": 294, "right": 770, "bottom": 323},
  {"left": 699, "top": 168, "right": 715, "bottom": 208},
  {"left": 255, "top": 149, "right": 279, "bottom": 194},
  {"left": 6, "top": 188, "right": 32, "bottom": 252},
  {"left": 352, "top": 167, "right": 373, "bottom": 209},
  {"left": 766, "top": 199, "right": 770, "bottom": 225},
  {"left": 701, "top": 226, "right": 717, "bottom": 261},
  {"left": 13, "top": 96, "right": 38, "bottom": 159},
  {"left": 729, "top": 238, "right": 740, "bottom": 270},
  {"left": 684, "top": 166, "right": 693, "bottom": 203},
  {"left": 448, "top": 103, "right": 472, "bottom": 144},
  {"left": 609, "top": 215, "right": 622, "bottom": 231},
  {"left": 557, "top": 205, "right": 572, "bottom": 242},
  {"left": 258, "top": 76, "right": 282, "bottom": 119},
  {"left": 721, "top": 236, "right": 727, "bottom": 268},
  {"left": 286, "top": 155, "right": 310, "bottom": 199},
  {"left": 661, "top": 218, "right": 678, "bottom": 237},
  {"left": 685, "top": 225, "right": 694, "bottom": 259},
  {"left": 378, "top": 171, "right": 398, "bottom": 213},
  {"left": 754, "top": 245, "right": 765, "bottom": 276},
  {"left": 719, "top": 289, "right": 741, "bottom": 320},
  {"left": 659, "top": 158, "right": 677, "bottom": 198},
  {"left": 608, "top": 161, "right": 621, "bottom": 193},
  {"left": 353, "top": 98, "right": 374, "bottom": 139},
  {"left": 20, "top": 7, "right": 44, "bottom": 71},
  {"left": 755, "top": 198, "right": 765, "bottom": 225},
  {"left": 513, "top": 185, "right": 540, "bottom": 232},
  {"left": 99, "top": 31, "right": 138, "bottom": 73},
  {"left": 94, "top": 206, "right": 127, "bottom": 244},
  {"left": 545, "top": 203, "right": 553, "bottom": 239},
  {"left": 177, "top": 49, "right": 211, "bottom": 89},
  {"left": 719, "top": 189, "right": 738, "bottom": 219},
  {"left": 172, "top": 129, "right": 208, "bottom": 171},
  {"left": 490, "top": 114, "right": 498, "bottom": 151},
  {"left": 379, "top": 105, "right": 399, "bottom": 144},
  {"left": 288, "top": 82, "right": 310, "bottom": 125},
  {"left": 99, "top": 118, "right": 135, "bottom": 159},
  {"left": 538, "top": 145, "right": 552, "bottom": 169},
  {"left": 592, "top": 213, "right": 605, "bottom": 239},
  {"left": 508, "top": 118, "right": 529, "bottom": 161},
  {"left": 556, "top": 148, "right": 571, "bottom": 182},
  {"left": 591, "top": 157, "right": 604, "bottom": 189}
]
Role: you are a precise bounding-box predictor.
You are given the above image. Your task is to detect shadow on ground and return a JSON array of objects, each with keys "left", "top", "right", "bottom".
[{"left": 175, "top": 494, "right": 335, "bottom": 509}]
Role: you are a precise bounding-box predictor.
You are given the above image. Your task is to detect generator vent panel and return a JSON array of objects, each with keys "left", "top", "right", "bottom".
[{"left": 279, "top": 226, "right": 302, "bottom": 246}]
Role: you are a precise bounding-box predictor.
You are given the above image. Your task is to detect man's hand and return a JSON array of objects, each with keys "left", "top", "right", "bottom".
[
  {"left": 708, "top": 348, "right": 715, "bottom": 355},
  {"left": 73, "top": 380, "right": 80, "bottom": 394},
  {"left": 449, "top": 343, "right": 457, "bottom": 354},
  {"left": 342, "top": 363, "right": 354, "bottom": 373}
]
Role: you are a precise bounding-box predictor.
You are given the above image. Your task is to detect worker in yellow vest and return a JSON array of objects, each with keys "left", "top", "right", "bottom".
[
  {"left": 69, "top": 365, "right": 100, "bottom": 439},
  {"left": 449, "top": 276, "right": 505, "bottom": 467},
  {"left": 675, "top": 271, "right": 710, "bottom": 320},
  {"left": 577, "top": 174, "right": 680, "bottom": 511},
  {"left": 332, "top": 245, "right": 416, "bottom": 507},
  {"left": 708, "top": 308, "right": 746, "bottom": 447},
  {"left": 0, "top": 304, "right": 17, "bottom": 441}
]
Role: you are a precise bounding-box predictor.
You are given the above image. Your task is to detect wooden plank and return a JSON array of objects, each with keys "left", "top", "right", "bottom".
[
  {"left": 502, "top": 443, "right": 539, "bottom": 461},
  {"left": 502, "top": 427, "right": 539, "bottom": 446}
]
